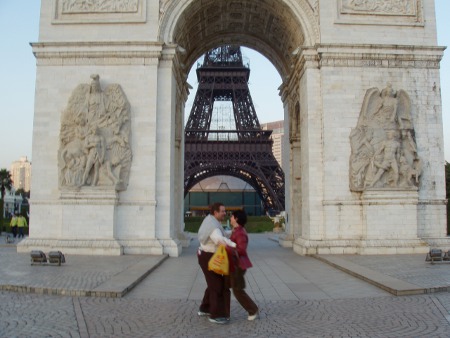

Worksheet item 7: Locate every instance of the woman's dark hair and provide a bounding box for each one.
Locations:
[232,209,247,227]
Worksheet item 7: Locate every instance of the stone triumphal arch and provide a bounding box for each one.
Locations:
[19,0,449,256]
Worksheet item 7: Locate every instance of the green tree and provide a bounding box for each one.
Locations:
[0,169,13,203]
[1,169,13,231]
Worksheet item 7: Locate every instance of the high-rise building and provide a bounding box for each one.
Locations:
[261,120,285,167]
[10,156,32,192]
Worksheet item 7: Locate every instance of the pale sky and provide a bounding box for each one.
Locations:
[0,1,449,170]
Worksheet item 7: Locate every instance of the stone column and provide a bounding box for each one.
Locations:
[154,44,182,256]
[116,45,162,256]
[291,49,325,255]
[278,87,300,247]
[174,64,191,248]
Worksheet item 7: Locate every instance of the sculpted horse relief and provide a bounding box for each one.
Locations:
[58,74,132,191]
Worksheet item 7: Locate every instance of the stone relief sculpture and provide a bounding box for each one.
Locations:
[58,74,132,191]
[62,0,139,13]
[349,84,422,191]
[341,0,416,15]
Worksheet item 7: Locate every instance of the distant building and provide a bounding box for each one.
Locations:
[184,175,264,216]
[261,120,285,167]
[10,156,32,192]
[2,187,24,218]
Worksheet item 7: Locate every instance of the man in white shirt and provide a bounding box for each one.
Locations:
[197,202,236,324]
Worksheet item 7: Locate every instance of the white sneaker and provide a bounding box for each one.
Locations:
[208,317,228,324]
[197,311,210,317]
[248,312,259,321]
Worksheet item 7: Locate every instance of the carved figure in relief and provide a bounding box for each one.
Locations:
[59,116,88,187]
[400,129,417,164]
[82,128,106,186]
[349,126,374,188]
[399,155,421,187]
[349,84,421,191]
[373,84,398,129]
[368,130,400,187]
[58,74,132,191]
[105,121,131,184]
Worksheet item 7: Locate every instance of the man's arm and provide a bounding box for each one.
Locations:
[210,228,236,248]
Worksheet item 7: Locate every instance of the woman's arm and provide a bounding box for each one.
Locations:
[234,231,248,256]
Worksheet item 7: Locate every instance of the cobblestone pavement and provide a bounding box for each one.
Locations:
[1,233,450,337]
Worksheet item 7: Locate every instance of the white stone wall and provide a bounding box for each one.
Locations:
[39,0,160,42]
[23,41,168,255]
[317,59,445,240]
[289,0,447,253]
[319,1,437,46]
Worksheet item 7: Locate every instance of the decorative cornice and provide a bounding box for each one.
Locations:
[282,44,445,91]
[119,200,158,206]
[317,44,445,69]
[30,198,158,207]
[158,44,190,105]
[32,42,163,65]
[281,46,319,101]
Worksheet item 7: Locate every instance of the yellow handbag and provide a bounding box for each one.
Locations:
[208,244,229,275]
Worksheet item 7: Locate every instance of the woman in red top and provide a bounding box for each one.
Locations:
[229,209,259,320]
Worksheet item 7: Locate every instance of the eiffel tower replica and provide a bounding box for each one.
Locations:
[184,45,285,212]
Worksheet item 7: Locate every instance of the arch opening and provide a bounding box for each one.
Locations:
[183,44,287,213]
[166,0,310,79]
[160,0,317,248]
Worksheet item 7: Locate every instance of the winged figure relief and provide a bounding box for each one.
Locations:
[349,84,421,191]
[58,74,132,191]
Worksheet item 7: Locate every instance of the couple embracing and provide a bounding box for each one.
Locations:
[197,202,259,324]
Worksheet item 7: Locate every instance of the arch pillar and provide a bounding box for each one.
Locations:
[289,43,446,255]
[154,44,188,256]
[279,70,300,247]
[290,48,325,254]
[279,47,328,253]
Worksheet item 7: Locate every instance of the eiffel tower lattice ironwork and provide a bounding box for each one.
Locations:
[184,45,285,212]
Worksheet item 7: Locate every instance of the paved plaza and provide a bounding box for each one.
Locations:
[1,232,450,337]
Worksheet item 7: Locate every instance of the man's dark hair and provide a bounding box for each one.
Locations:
[232,209,247,227]
[210,202,224,214]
